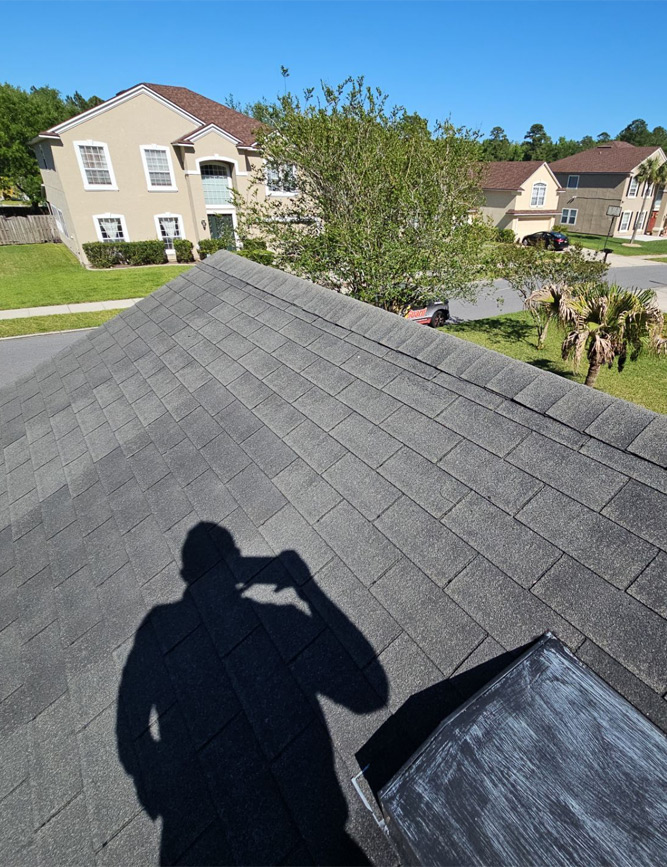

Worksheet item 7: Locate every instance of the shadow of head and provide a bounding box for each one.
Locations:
[180,521,239,587]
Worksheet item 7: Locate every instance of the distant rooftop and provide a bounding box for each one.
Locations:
[550,140,663,174]
[1,254,666,864]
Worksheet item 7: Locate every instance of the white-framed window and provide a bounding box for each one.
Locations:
[155,213,183,249]
[635,211,647,231]
[200,162,233,206]
[74,141,117,190]
[140,145,177,191]
[627,176,639,197]
[266,162,297,194]
[619,211,633,232]
[567,175,579,189]
[642,181,653,198]
[93,213,128,243]
[560,208,578,226]
[530,182,546,208]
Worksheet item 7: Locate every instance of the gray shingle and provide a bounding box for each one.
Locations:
[227,371,273,409]
[627,553,667,618]
[216,398,263,443]
[576,640,667,734]
[316,501,400,586]
[533,555,667,693]
[323,454,401,520]
[375,496,476,586]
[372,558,484,676]
[260,505,334,580]
[284,420,347,474]
[254,393,306,438]
[240,425,297,478]
[438,440,541,515]
[304,558,401,667]
[342,350,398,389]
[364,632,442,713]
[226,464,288,526]
[446,556,583,649]
[507,431,626,511]
[497,398,590,449]
[331,412,402,468]
[602,479,667,551]
[585,399,655,450]
[517,486,656,589]
[443,493,561,588]
[293,386,351,431]
[579,438,667,495]
[379,446,469,518]
[512,371,576,413]
[628,415,667,468]
[302,357,355,395]
[438,396,527,457]
[383,371,456,419]
[29,693,82,827]
[273,459,342,524]
[337,379,402,425]
[546,386,614,431]
[54,566,102,646]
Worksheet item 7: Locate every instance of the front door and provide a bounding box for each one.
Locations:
[208,213,236,249]
[647,211,658,234]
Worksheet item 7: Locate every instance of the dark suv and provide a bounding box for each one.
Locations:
[522,231,569,251]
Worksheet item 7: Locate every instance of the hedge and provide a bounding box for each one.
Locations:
[198,236,274,266]
[495,227,516,244]
[173,239,194,263]
[83,240,167,268]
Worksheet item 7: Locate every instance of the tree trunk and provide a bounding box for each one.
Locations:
[536,316,551,350]
[584,360,601,387]
[630,190,650,243]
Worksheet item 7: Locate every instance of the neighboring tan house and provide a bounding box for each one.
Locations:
[480,161,563,240]
[30,83,293,264]
[550,141,667,237]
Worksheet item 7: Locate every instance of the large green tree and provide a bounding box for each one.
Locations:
[236,77,491,312]
[0,83,101,204]
[522,123,552,161]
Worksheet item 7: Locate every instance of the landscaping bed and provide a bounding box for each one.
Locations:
[440,311,667,414]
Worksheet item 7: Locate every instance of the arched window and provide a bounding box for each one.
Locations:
[200,162,233,206]
[530,182,546,208]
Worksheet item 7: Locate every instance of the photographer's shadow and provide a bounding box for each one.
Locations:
[116,522,388,866]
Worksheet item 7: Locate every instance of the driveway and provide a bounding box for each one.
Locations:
[0,330,90,389]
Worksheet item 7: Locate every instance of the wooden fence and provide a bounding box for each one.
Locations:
[0,214,59,245]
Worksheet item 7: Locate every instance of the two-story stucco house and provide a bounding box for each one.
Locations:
[479,161,563,241]
[30,83,292,265]
[550,141,667,237]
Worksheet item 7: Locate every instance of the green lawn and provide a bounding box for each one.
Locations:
[568,232,667,257]
[441,311,667,414]
[0,309,122,338]
[0,244,193,310]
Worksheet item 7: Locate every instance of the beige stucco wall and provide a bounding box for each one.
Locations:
[481,164,560,238]
[38,89,277,264]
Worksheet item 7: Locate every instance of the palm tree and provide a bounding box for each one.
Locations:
[558,284,665,387]
[630,158,667,243]
[524,283,575,349]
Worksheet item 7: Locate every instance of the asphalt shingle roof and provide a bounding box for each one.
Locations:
[1,253,666,865]
[480,161,547,190]
[550,141,663,174]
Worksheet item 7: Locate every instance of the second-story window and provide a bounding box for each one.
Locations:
[141,146,176,190]
[266,162,297,194]
[627,176,639,197]
[567,175,579,189]
[643,182,653,198]
[75,142,117,190]
[530,182,546,207]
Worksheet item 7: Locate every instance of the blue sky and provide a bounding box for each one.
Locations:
[6,1,666,142]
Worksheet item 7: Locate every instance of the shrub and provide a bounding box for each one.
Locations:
[495,227,515,244]
[82,242,119,268]
[82,240,167,268]
[237,247,275,266]
[173,239,194,263]
[198,238,230,259]
[552,224,570,240]
[123,241,167,266]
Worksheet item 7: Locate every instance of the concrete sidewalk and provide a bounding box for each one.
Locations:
[0,297,138,320]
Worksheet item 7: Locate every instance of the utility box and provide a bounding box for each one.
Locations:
[379,634,667,867]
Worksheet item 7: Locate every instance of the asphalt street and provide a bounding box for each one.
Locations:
[0,330,91,388]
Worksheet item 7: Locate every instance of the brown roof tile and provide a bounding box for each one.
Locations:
[481,161,546,191]
[142,83,262,147]
[550,142,662,174]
